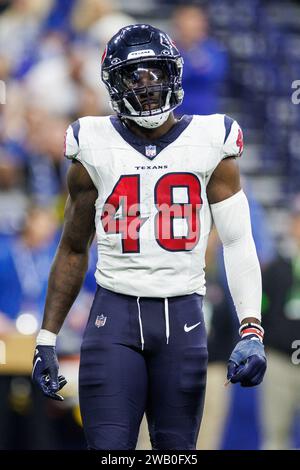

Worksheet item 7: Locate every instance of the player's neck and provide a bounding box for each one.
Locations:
[122,113,178,141]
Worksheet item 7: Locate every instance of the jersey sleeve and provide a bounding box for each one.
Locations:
[221,115,244,159]
[64,121,80,159]
[64,118,98,188]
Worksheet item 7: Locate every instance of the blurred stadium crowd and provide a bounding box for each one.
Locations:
[0,0,300,450]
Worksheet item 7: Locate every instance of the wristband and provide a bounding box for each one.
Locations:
[36,329,57,346]
[239,322,264,342]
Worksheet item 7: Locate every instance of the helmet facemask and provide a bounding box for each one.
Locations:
[104,58,184,128]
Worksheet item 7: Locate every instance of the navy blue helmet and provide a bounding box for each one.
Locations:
[101,24,184,128]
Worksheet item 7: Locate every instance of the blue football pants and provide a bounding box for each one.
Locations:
[79,285,208,450]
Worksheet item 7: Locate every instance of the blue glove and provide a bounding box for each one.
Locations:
[227,335,267,387]
[32,345,67,401]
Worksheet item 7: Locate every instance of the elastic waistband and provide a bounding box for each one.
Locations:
[96,284,203,303]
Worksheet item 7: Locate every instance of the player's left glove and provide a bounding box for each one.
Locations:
[226,323,267,387]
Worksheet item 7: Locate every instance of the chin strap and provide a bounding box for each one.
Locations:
[127,111,170,128]
[122,92,171,129]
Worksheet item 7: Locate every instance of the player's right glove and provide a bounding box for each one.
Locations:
[32,345,67,401]
[226,322,267,387]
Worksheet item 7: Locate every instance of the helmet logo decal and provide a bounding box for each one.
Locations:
[127,49,155,59]
[160,33,172,49]
[111,57,121,64]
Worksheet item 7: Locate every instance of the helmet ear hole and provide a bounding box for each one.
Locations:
[101,24,184,126]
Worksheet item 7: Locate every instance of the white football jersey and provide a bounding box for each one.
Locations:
[65,114,243,298]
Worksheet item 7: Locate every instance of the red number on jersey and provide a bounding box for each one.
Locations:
[236,128,244,155]
[155,173,202,251]
[101,174,147,253]
[101,173,202,253]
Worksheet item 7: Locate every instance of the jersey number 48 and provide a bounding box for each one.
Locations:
[101,172,202,253]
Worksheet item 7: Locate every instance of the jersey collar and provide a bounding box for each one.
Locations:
[109,115,193,160]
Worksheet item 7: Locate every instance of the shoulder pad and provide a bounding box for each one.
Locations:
[64,120,80,159]
[222,115,243,159]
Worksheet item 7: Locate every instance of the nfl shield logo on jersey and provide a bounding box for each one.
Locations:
[95,314,107,328]
[145,145,157,158]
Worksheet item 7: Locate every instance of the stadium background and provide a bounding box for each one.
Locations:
[0,0,300,449]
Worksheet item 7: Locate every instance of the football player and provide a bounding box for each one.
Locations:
[32,24,266,450]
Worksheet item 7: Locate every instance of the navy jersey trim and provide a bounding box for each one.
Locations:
[109,115,193,160]
[71,120,80,146]
[223,115,234,144]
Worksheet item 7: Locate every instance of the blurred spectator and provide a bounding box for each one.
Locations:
[0,206,59,325]
[261,195,300,449]
[42,0,76,35]
[71,0,135,114]
[0,0,53,77]
[71,0,134,45]
[71,0,113,34]
[172,4,228,115]
[23,37,104,117]
[0,147,28,237]
[0,201,96,332]
[23,107,69,205]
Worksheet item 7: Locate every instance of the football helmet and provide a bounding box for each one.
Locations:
[101,24,184,128]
